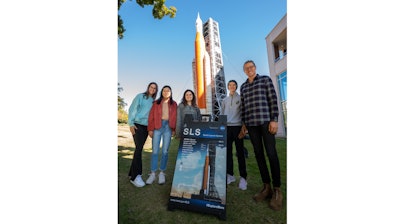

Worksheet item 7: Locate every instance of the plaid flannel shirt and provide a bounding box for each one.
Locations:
[240,74,279,126]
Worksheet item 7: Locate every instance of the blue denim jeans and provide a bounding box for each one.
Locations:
[151,120,172,172]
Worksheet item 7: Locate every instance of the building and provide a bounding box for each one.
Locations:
[193,13,227,120]
[266,14,287,138]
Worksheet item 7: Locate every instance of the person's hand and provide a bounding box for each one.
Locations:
[238,125,247,139]
[269,121,278,135]
[130,125,137,136]
[172,131,176,137]
[148,131,154,138]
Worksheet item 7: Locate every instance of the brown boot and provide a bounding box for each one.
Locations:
[252,183,272,202]
[269,187,283,211]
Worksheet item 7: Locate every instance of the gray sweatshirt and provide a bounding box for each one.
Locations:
[175,103,202,138]
[220,92,242,126]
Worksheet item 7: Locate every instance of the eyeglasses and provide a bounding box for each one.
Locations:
[244,65,255,70]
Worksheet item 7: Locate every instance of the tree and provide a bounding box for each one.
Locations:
[118,83,128,123]
[118,0,177,39]
[118,82,127,110]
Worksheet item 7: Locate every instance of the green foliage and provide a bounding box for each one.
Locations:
[118,0,177,39]
[118,83,128,123]
[138,0,177,19]
[118,95,127,110]
[118,109,128,124]
[118,0,126,9]
[118,15,126,40]
[118,83,127,110]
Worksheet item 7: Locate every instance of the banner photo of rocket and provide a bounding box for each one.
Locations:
[168,115,227,220]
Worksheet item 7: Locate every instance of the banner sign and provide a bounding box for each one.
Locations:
[168,115,227,220]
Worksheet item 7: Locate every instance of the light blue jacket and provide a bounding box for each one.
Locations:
[128,93,154,126]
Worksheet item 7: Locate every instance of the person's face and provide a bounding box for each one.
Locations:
[243,62,256,78]
[162,87,171,98]
[148,84,157,96]
[228,82,237,93]
[185,91,193,102]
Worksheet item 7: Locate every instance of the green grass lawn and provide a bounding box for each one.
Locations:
[118,126,287,223]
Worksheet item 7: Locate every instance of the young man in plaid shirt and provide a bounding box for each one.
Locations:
[239,60,283,211]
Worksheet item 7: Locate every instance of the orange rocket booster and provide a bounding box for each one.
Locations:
[202,150,210,191]
[195,32,206,109]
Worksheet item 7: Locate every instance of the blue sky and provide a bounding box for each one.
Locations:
[118,0,287,109]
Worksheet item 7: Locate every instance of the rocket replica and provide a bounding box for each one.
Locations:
[194,13,210,114]
[193,13,227,119]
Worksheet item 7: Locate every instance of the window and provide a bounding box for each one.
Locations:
[277,71,287,102]
[277,71,287,129]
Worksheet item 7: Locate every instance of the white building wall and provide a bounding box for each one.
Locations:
[266,14,287,138]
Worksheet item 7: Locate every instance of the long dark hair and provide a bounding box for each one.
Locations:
[181,89,197,107]
[155,85,174,105]
[143,82,158,99]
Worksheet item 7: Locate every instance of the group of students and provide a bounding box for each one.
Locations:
[127,85,200,186]
[127,60,283,211]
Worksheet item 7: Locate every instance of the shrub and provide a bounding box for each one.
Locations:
[118,109,128,124]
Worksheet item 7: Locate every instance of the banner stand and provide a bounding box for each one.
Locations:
[168,115,227,220]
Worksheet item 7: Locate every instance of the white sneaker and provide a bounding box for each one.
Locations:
[227,174,236,185]
[146,172,156,185]
[238,177,247,190]
[130,175,145,187]
[158,171,166,185]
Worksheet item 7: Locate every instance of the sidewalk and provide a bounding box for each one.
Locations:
[118,124,152,149]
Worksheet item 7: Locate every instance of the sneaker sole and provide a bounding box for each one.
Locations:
[146,174,156,185]
[146,179,155,185]
[227,180,236,185]
[130,180,145,188]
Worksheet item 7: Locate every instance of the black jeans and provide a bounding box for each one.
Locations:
[226,126,247,179]
[128,123,148,181]
[247,122,281,187]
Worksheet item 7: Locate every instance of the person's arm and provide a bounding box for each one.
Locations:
[175,104,183,138]
[196,107,202,121]
[265,76,279,122]
[147,102,156,138]
[265,76,279,134]
[170,102,177,137]
[240,88,246,125]
[128,94,141,135]
[238,124,247,139]
[238,87,247,139]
